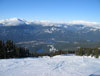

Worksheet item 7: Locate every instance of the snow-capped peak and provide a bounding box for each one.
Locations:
[0,18,26,26]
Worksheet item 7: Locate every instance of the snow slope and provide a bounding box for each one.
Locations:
[0,55,100,76]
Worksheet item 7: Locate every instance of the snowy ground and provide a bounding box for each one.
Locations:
[0,55,100,76]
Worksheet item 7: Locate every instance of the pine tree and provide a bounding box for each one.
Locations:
[79,48,84,56]
[6,40,14,58]
[0,40,4,58]
[94,48,99,58]
[86,48,92,56]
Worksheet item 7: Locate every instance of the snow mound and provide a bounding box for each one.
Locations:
[0,55,100,76]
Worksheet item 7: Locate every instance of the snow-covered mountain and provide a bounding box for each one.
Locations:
[0,18,100,29]
[0,18,27,26]
[0,18,100,51]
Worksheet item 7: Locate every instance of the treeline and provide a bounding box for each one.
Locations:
[75,48,100,58]
[0,40,30,59]
[31,50,75,57]
[0,40,75,59]
[1,40,100,59]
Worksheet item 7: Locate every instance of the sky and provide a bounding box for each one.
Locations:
[0,0,100,22]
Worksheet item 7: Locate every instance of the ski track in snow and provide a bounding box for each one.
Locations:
[0,55,100,76]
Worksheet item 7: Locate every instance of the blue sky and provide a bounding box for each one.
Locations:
[0,0,100,22]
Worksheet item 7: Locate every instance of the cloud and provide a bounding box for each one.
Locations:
[67,20,100,26]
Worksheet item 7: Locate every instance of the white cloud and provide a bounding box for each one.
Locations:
[67,20,100,26]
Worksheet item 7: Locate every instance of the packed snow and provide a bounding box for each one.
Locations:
[0,55,100,76]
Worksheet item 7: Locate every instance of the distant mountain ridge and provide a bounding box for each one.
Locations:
[0,18,100,51]
[0,18,100,28]
[0,18,100,42]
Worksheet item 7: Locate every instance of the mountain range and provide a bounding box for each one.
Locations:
[0,18,100,52]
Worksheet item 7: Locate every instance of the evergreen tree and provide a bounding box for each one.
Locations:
[79,48,84,56]
[86,48,92,56]
[0,40,4,58]
[0,40,30,59]
[94,48,99,58]
[6,40,15,58]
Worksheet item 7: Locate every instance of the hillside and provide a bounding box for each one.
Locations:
[0,55,100,76]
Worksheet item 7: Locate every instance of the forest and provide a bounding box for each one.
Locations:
[0,40,100,59]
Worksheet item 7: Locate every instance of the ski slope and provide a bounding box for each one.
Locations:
[0,55,100,76]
